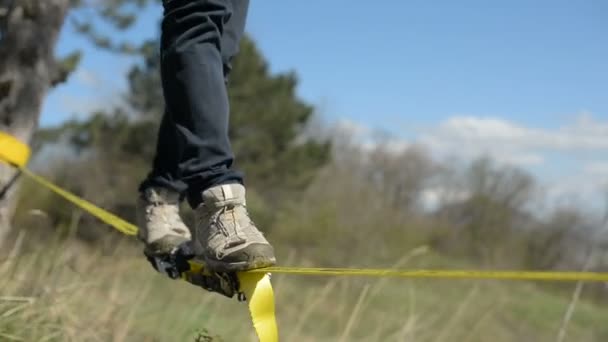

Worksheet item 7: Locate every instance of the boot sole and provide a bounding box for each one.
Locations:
[205,255,277,273]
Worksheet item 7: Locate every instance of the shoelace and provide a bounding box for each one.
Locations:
[211,206,230,237]
[210,205,246,249]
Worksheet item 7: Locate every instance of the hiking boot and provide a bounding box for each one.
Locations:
[136,187,192,257]
[194,183,276,272]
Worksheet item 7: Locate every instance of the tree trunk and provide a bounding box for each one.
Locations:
[0,0,71,246]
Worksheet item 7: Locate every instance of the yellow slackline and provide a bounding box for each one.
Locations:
[0,131,31,168]
[3,130,608,341]
[251,267,608,282]
[239,272,279,342]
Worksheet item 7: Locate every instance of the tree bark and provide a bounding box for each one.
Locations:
[0,0,70,246]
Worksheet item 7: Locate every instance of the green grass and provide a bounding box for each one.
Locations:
[2,233,607,342]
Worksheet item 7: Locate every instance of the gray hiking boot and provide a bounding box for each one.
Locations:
[194,183,276,272]
[136,187,192,257]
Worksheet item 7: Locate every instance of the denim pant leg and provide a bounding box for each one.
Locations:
[221,0,249,81]
[141,0,249,207]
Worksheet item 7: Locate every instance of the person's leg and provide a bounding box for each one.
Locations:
[136,0,239,257]
[136,107,191,255]
[140,108,188,195]
[184,0,249,206]
[149,0,243,207]
[140,0,275,272]
[184,0,275,272]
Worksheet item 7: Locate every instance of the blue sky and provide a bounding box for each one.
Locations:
[41,0,608,212]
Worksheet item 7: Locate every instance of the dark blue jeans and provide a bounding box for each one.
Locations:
[140,0,248,207]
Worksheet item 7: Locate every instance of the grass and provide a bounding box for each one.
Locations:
[2,228,608,342]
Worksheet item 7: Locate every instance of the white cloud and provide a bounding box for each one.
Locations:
[423,114,608,152]
[334,118,411,155]
[584,162,608,177]
[415,113,608,215]
[330,113,607,215]
[418,113,608,169]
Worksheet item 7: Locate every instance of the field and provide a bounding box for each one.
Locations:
[2,230,606,342]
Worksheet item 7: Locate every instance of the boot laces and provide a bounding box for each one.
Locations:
[211,205,246,248]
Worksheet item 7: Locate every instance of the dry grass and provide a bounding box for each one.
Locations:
[2,220,608,341]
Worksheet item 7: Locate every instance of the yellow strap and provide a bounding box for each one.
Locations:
[19,167,139,236]
[239,273,279,342]
[250,267,608,282]
[0,131,31,167]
